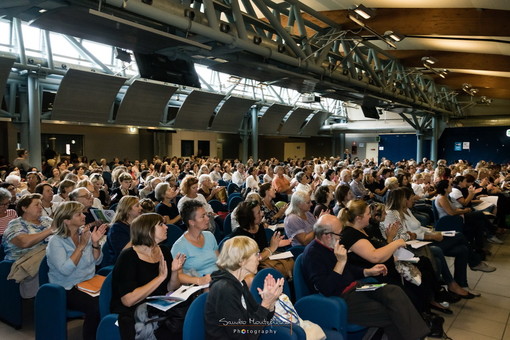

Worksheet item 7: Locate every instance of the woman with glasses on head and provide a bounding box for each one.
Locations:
[111,213,186,340]
[205,236,284,339]
[101,195,142,267]
[284,191,316,246]
[46,201,107,340]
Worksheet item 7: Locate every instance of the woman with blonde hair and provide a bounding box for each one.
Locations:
[101,195,142,267]
[205,236,283,339]
[46,201,107,340]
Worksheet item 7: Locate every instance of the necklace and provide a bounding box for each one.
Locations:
[42,204,53,216]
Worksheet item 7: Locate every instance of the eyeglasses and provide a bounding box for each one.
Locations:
[0,202,9,207]
[326,232,342,238]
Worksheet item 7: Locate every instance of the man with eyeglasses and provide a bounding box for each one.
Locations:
[69,188,99,226]
[301,214,429,340]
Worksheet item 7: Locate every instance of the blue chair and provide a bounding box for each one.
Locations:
[223,213,233,235]
[0,260,22,329]
[97,272,121,340]
[0,242,5,261]
[432,201,464,232]
[208,199,227,213]
[250,268,291,303]
[183,292,305,340]
[218,235,232,252]
[228,196,243,212]
[250,268,343,340]
[218,179,228,187]
[36,256,84,340]
[160,224,184,249]
[227,183,241,196]
[293,254,365,340]
[109,203,118,212]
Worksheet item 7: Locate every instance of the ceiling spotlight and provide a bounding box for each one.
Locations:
[347,13,366,27]
[438,69,449,79]
[421,56,438,66]
[352,4,375,20]
[384,30,405,42]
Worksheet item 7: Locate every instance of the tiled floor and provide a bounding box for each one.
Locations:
[0,234,509,339]
[443,232,510,340]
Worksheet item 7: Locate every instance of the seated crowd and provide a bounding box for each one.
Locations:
[0,151,509,339]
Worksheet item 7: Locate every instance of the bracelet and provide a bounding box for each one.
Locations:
[92,244,101,250]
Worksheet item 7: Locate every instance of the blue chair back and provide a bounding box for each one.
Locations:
[250,268,291,304]
[109,203,118,212]
[0,260,22,329]
[218,180,228,187]
[183,292,209,340]
[99,272,113,319]
[293,254,311,300]
[38,256,50,286]
[96,314,121,340]
[161,224,184,249]
[228,196,243,212]
[223,213,232,235]
[432,200,464,232]
[0,242,4,261]
[208,199,227,213]
[227,183,240,196]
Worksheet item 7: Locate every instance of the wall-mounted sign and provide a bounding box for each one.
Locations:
[462,142,470,150]
[454,142,462,151]
[507,129,510,137]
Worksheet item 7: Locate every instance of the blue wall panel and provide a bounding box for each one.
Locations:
[378,134,431,163]
[438,126,510,164]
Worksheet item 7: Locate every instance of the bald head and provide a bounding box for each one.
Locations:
[314,214,342,239]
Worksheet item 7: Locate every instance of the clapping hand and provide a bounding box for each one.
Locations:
[258,274,284,309]
[171,253,186,272]
[158,250,168,280]
[91,223,107,244]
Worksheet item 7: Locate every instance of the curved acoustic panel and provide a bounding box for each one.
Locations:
[52,69,126,123]
[258,104,293,134]
[279,108,314,135]
[116,79,177,126]
[173,90,224,130]
[0,56,15,104]
[301,111,331,136]
[210,96,256,133]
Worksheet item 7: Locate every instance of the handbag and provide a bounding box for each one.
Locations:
[259,258,294,279]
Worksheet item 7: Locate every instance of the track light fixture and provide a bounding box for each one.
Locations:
[421,56,438,66]
[347,5,403,49]
[352,4,375,20]
[462,83,479,96]
[384,31,405,43]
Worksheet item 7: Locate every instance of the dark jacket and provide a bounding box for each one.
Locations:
[205,270,274,340]
[301,239,364,296]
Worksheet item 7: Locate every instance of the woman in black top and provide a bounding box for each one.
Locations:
[111,213,186,340]
[205,236,283,339]
[232,201,290,258]
[154,182,181,225]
